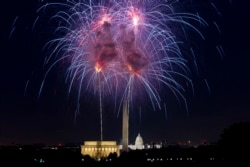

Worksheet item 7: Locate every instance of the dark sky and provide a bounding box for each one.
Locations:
[1,0,250,146]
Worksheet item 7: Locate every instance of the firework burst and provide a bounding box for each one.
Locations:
[34,0,222,122]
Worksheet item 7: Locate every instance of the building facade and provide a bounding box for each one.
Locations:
[81,141,120,159]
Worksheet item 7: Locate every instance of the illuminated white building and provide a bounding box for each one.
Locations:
[120,133,145,150]
[134,133,144,150]
[81,141,120,160]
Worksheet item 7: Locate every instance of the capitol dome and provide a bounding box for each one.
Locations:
[135,133,144,149]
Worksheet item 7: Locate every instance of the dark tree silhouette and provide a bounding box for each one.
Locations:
[218,121,250,163]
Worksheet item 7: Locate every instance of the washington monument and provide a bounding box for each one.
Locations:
[122,98,129,152]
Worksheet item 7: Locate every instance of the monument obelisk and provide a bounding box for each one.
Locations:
[122,98,129,152]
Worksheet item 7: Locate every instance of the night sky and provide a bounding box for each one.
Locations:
[1,0,250,146]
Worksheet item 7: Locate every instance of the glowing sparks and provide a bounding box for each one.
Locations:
[35,0,221,115]
[95,61,103,73]
[128,7,143,27]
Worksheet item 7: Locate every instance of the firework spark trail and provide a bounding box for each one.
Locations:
[8,16,19,40]
[36,0,218,119]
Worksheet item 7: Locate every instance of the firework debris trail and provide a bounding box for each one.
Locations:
[31,0,223,119]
